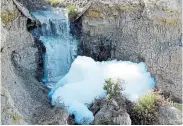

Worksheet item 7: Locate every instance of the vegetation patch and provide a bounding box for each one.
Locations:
[8,112,24,124]
[86,9,104,18]
[156,18,179,25]
[1,10,19,25]
[13,115,24,121]
[47,0,79,20]
[103,78,124,100]
[114,4,139,12]
[161,6,179,14]
[48,0,64,6]
[128,91,169,125]
[130,92,159,124]
[67,4,78,20]
[135,92,158,113]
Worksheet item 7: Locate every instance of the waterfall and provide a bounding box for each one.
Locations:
[30,8,157,125]
[31,9,77,88]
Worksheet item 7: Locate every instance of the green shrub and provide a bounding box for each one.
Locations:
[67,4,78,20]
[103,78,124,100]
[134,92,158,113]
[129,92,162,125]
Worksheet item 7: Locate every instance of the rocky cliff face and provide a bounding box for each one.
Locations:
[1,0,68,124]
[16,0,49,11]
[80,0,182,102]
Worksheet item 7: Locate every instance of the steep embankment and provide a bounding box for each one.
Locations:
[80,0,182,102]
[1,0,68,124]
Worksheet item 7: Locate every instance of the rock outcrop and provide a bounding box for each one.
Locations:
[80,0,182,102]
[12,0,34,20]
[89,96,182,125]
[90,98,131,125]
[16,0,49,11]
[157,106,182,125]
[1,0,68,124]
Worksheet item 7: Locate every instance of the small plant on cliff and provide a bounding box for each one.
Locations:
[13,115,23,122]
[129,91,168,125]
[1,10,18,25]
[48,0,63,6]
[67,4,78,20]
[135,92,157,112]
[103,78,124,100]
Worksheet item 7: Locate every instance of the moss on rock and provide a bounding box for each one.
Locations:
[48,0,64,6]
[12,114,24,122]
[154,17,180,25]
[115,4,139,12]
[66,4,79,22]
[86,9,104,18]
[1,9,19,25]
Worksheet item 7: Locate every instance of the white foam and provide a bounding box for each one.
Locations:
[49,56,156,124]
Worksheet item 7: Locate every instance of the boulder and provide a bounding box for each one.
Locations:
[158,106,182,125]
[91,99,131,125]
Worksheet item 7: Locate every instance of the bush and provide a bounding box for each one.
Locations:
[128,91,166,125]
[48,0,63,6]
[67,4,78,20]
[103,78,124,100]
[134,92,158,113]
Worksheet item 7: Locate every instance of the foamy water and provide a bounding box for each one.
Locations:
[49,56,156,124]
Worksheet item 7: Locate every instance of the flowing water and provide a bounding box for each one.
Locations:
[31,9,77,88]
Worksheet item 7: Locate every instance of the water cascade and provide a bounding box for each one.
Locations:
[31,9,77,87]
